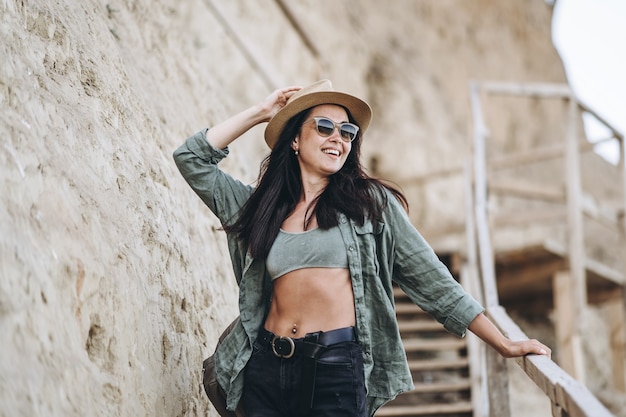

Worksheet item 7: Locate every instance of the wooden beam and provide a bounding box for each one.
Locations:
[577,104,625,142]
[486,347,511,417]
[461,265,488,417]
[541,239,624,286]
[481,81,572,98]
[492,198,620,237]
[397,137,615,192]
[478,81,624,146]
[470,82,511,416]
[606,287,626,392]
[492,207,566,227]
[488,178,566,203]
[553,271,585,382]
[621,138,626,200]
[470,82,499,309]
[396,139,596,187]
[485,310,511,417]
[496,258,564,291]
[551,403,566,417]
[621,139,626,295]
[563,95,588,384]
[565,94,586,310]
[584,257,625,286]
[487,140,595,171]
[396,164,464,186]
[580,195,622,230]
[463,160,481,303]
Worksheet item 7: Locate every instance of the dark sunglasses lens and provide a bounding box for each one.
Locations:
[340,124,357,141]
[315,118,335,136]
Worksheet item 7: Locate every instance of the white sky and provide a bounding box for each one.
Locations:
[552,0,626,164]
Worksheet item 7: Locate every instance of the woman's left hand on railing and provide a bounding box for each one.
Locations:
[468,313,552,358]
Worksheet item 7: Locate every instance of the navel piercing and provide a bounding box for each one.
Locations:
[291,324,297,335]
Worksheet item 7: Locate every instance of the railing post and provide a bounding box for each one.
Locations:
[620,137,626,230]
[553,270,585,383]
[470,82,499,309]
[551,403,568,417]
[607,287,626,391]
[563,97,587,382]
[469,82,511,417]
[461,264,488,417]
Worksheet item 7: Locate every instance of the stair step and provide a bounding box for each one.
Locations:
[388,284,474,417]
[395,304,427,314]
[393,286,408,298]
[376,401,474,416]
[398,320,443,332]
[411,379,471,393]
[403,338,467,352]
[408,358,469,371]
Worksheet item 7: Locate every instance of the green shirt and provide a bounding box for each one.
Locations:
[173,130,484,416]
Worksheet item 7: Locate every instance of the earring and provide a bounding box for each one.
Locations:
[294,149,299,156]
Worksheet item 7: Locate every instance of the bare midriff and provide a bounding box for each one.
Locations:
[263,267,356,338]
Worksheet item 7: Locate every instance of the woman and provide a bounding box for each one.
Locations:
[173,80,550,417]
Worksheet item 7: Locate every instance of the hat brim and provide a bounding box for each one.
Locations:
[264,91,372,149]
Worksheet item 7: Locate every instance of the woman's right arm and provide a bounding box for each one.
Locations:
[173,86,302,223]
[204,86,301,149]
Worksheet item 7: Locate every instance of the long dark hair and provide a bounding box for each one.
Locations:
[224,106,408,259]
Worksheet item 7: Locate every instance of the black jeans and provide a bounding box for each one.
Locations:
[242,333,367,417]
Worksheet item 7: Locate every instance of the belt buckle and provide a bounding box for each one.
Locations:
[271,335,295,359]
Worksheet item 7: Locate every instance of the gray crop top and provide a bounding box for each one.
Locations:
[265,226,349,280]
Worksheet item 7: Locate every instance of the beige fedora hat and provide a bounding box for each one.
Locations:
[264,79,372,149]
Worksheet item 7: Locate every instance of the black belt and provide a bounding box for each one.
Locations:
[257,327,357,416]
[258,326,356,359]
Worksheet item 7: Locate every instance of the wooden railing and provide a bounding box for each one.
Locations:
[488,306,614,417]
[467,81,624,417]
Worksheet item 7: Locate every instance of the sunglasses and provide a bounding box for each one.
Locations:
[302,117,360,142]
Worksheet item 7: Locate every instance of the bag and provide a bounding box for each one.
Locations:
[202,318,246,417]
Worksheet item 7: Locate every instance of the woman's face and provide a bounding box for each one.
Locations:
[292,104,353,180]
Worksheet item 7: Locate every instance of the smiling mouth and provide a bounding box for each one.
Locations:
[322,148,340,157]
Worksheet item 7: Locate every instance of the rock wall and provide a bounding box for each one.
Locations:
[2,1,604,416]
[1,1,299,416]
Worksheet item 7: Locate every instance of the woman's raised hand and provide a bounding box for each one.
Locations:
[259,86,301,122]
[202,86,301,150]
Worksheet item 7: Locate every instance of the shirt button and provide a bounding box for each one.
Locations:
[349,246,354,251]
[341,218,347,223]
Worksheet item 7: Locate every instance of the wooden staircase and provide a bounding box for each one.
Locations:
[376,287,474,417]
